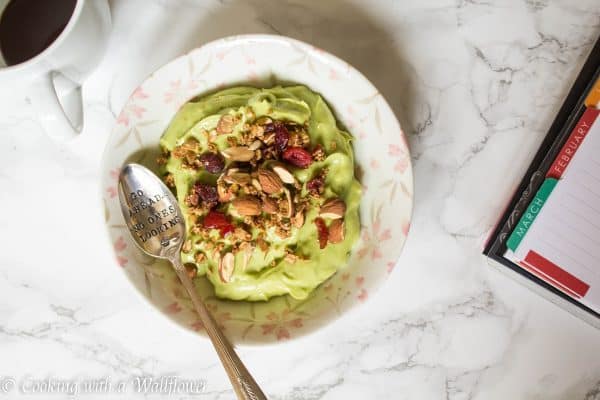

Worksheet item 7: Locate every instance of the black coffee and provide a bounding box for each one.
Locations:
[0,0,77,66]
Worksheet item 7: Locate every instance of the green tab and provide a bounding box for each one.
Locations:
[507,178,558,251]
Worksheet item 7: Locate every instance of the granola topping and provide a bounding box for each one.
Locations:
[159,86,362,301]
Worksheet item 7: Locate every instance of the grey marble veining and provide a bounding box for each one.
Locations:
[0,0,599,399]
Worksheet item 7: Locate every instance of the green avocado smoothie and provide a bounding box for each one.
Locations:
[159,86,361,301]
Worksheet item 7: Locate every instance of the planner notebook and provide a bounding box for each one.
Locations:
[484,36,600,327]
[505,101,600,312]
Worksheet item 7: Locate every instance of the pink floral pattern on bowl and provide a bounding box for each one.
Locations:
[101,35,413,344]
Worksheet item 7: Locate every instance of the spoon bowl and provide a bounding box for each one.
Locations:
[118,163,185,259]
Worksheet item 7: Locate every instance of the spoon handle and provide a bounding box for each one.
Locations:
[171,257,268,400]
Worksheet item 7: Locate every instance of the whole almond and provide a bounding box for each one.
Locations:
[272,164,295,184]
[217,115,235,134]
[221,146,255,162]
[219,252,235,282]
[258,169,283,194]
[231,196,262,216]
[319,198,346,219]
[262,197,278,214]
[328,219,345,243]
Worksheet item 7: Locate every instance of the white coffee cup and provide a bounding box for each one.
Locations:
[0,0,111,140]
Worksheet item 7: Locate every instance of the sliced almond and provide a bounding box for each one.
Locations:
[319,198,346,219]
[258,169,283,194]
[257,238,269,252]
[263,132,275,145]
[272,164,295,184]
[217,182,232,202]
[182,239,192,253]
[221,146,255,162]
[241,247,253,271]
[251,178,262,192]
[248,140,263,151]
[224,172,251,185]
[262,197,278,214]
[216,115,235,134]
[232,196,262,216]
[291,209,305,228]
[219,252,235,283]
[328,219,345,243]
[283,188,294,218]
[256,116,273,125]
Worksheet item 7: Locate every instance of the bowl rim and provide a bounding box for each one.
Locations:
[100,33,414,347]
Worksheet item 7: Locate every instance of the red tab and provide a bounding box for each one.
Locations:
[547,107,599,179]
[523,250,590,298]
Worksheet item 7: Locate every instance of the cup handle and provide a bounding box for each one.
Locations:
[29,72,81,140]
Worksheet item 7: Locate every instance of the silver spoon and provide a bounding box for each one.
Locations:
[118,163,267,400]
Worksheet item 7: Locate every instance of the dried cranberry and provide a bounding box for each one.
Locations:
[307,176,324,194]
[198,153,224,174]
[219,224,234,236]
[265,122,290,151]
[194,183,218,208]
[282,147,312,168]
[274,125,289,151]
[314,217,328,249]
[203,210,234,237]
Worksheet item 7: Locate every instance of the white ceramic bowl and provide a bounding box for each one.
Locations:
[101,34,413,344]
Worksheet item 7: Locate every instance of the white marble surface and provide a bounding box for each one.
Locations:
[1,0,600,399]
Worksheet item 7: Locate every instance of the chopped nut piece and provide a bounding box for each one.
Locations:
[226,136,238,147]
[217,180,233,202]
[164,173,175,188]
[232,196,262,216]
[251,178,262,192]
[219,252,235,282]
[256,116,273,125]
[312,144,326,162]
[182,239,192,253]
[319,198,346,219]
[283,188,294,218]
[248,140,262,151]
[216,114,236,134]
[224,172,252,185]
[194,252,206,263]
[250,124,264,137]
[285,253,298,263]
[328,219,344,243]
[185,193,199,207]
[291,209,305,228]
[257,238,269,252]
[221,146,255,162]
[262,197,278,214]
[258,169,283,194]
[184,263,197,279]
[272,164,295,184]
